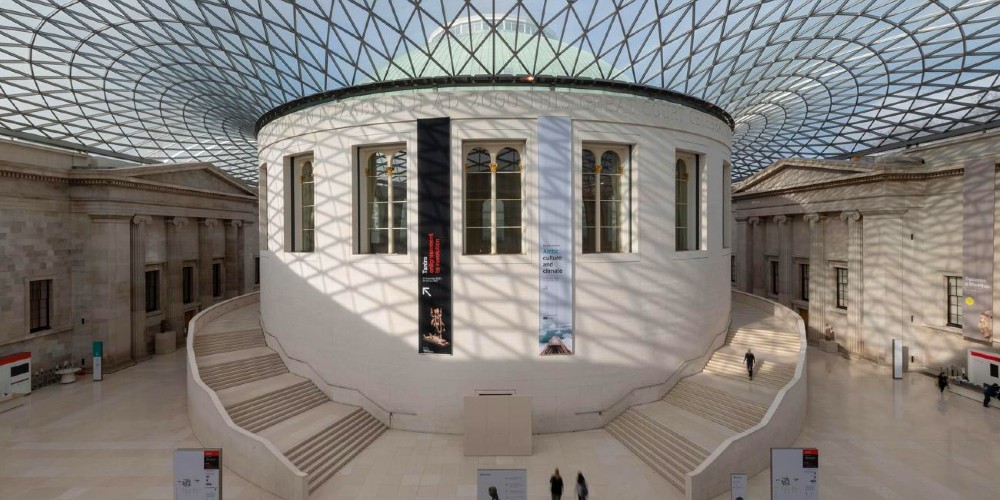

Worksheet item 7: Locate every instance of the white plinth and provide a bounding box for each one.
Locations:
[56,367,80,384]
[155,331,177,355]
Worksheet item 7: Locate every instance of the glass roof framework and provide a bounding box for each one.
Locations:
[0,1,998,182]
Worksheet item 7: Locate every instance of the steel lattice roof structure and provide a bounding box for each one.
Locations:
[1,1,999,182]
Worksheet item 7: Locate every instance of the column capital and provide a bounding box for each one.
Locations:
[201,218,221,227]
[131,215,153,225]
[735,216,749,223]
[165,216,189,227]
[227,219,243,228]
[747,216,761,226]
[773,215,788,225]
[840,210,861,223]
[803,213,824,225]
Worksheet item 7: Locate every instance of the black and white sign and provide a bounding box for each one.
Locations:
[173,448,221,500]
[771,448,818,500]
[477,469,526,500]
[417,117,453,354]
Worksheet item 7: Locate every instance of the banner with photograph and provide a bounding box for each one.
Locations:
[537,116,574,355]
[417,117,453,354]
[963,159,994,343]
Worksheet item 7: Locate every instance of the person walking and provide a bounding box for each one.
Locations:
[575,472,589,500]
[550,468,563,500]
[937,370,948,394]
[986,383,999,407]
[743,348,756,380]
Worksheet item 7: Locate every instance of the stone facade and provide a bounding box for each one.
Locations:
[732,131,1000,370]
[0,139,258,375]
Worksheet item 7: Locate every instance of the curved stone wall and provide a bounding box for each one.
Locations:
[257,88,733,433]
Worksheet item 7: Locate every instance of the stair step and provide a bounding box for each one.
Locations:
[259,402,361,453]
[200,354,288,390]
[606,417,686,492]
[233,387,329,434]
[307,415,388,493]
[287,410,368,465]
[218,373,308,408]
[663,381,767,432]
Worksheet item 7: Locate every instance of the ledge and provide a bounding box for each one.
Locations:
[0,325,73,348]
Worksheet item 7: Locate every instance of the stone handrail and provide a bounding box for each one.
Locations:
[258,315,416,428]
[186,292,308,500]
[685,291,809,500]
[574,318,733,428]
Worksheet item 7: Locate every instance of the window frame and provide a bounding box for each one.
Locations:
[286,153,315,253]
[212,262,223,298]
[28,278,52,333]
[356,144,408,255]
[182,265,195,304]
[675,151,703,251]
[946,276,962,327]
[731,255,737,284]
[836,267,848,309]
[581,142,632,254]
[462,140,526,256]
[800,263,810,301]
[769,259,779,296]
[145,269,160,313]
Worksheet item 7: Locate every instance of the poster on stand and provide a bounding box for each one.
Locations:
[771,448,818,500]
[963,159,994,343]
[477,469,526,500]
[537,116,574,356]
[417,117,453,354]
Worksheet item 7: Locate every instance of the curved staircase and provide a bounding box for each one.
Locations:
[606,299,802,498]
[191,302,386,496]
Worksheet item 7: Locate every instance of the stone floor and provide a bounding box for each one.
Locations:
[2,343,999,499]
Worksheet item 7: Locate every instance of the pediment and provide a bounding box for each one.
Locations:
[741,163,869,193]
[130,167,252,196]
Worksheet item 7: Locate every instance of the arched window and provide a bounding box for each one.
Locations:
[359,145,407,254]
[675,152,701,251]
[582,144,630,253]
[464,142,524,255]
[286,154,315,253]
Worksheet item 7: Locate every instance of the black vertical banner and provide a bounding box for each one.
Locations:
[417,118,453,354]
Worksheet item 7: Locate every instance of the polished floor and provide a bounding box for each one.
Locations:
[1,346,998,499]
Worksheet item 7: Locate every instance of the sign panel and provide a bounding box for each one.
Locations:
[771,448,818,500]
[477,469,527,500]
[731,473,748,500]
[173,448,221,500]
[417,117,453,354]
[963,159,995,343]
[537,116,574,356]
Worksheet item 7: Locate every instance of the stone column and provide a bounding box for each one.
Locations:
[775,215,792,306]
[804,213,827,341]
[748,216,764,296]
[860,210,907,363]
[735,217,750,292]
[841,210,863,357]
[199,218,220,307]
[164,217,188,337]
[130,215,152,362]
[88,214,133,371]
[225,219,242,299]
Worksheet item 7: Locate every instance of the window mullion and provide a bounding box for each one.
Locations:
[491,170,497,254]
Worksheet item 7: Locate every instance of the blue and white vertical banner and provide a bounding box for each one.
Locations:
[963,159,994,343]
[537,116,574,355]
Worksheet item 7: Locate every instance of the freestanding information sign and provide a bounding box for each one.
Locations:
[892,339,903,379]
[92,341,102,381]
[174,449,221,500]
[477,469,526,500]
[771,448,818,500]
[731,473,748,500]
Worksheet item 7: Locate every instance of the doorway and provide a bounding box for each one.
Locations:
[797,307,809,330]
[183,309,196,341]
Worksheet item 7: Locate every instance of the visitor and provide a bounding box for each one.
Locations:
[743,348,756,380]
[550,468,563,500]
[937,370,948,394]
[983,383,999,407]
[576,472,589,500]
[488,485,500,500]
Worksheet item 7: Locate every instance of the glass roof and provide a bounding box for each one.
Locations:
[1,1,998,182]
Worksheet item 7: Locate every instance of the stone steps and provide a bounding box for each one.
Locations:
[193,318,388,496]
[704,352,794,390]
[606,409,708,492]
[662,380,768,432]
[727,328,800,354]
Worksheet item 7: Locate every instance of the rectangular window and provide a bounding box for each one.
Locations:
[675,152,702,251]
[254,257,260,285]
[29,279,52,333]
[731,256,737,283]
[182,266,194,304]
[287,155,315,252]
[145,270,159,312]
[991,364,998,378]
[800,264,810,301]
[582,143,631,254]
[464,141,524,255]
[212,263,222,298]
[358,145,407,254]
[769,260,779,296]
[947,276,962,327]
[836,267,848,309]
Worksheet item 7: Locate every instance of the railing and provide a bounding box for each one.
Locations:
[258,316,416,428]
[574,317,733,427]
[185,292,308,500]
[684,291,809,500]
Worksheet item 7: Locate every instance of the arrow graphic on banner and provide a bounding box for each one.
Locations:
[421,287,431,297]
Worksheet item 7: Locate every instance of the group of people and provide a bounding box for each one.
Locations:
[936,369,999,408]
[549,469,588,500]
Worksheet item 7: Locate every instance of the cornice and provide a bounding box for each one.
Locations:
[733,167,968,200]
